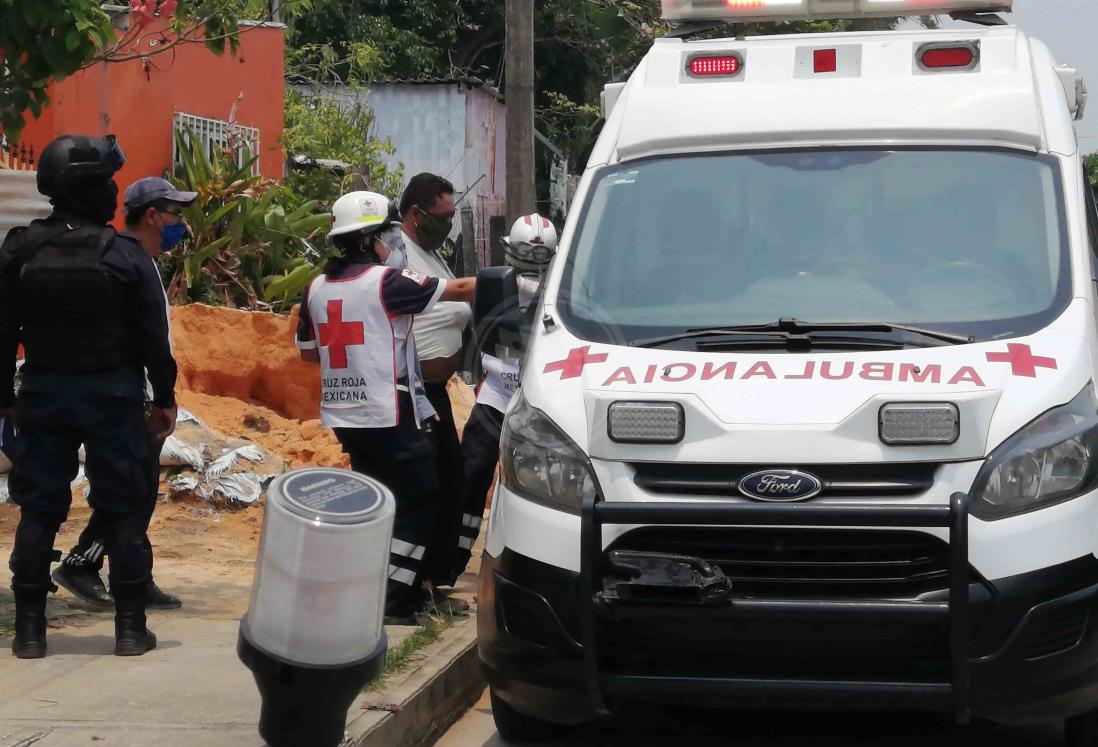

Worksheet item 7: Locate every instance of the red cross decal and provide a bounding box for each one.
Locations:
[318,300,365,369]
[985,343,1057,378]
[544,346,608,380]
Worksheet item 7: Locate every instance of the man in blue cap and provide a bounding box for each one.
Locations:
[51,176,196,612]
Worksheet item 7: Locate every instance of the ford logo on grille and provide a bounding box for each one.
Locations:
[739,470,823,502]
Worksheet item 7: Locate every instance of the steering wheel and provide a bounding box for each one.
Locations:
[906,261,1021,302]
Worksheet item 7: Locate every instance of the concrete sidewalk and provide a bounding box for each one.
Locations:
[0,560,484,747]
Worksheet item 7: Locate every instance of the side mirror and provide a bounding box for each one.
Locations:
[474,266,527,358]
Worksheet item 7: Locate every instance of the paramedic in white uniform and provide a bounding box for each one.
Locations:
[451,214,556,576]
[296,190,476,624]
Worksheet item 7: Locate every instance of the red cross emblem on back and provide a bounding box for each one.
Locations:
[985,343,1057,378]
[318,300,365,369]
[544,346,608,380]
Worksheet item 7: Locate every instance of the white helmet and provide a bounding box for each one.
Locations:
[328,191,392,239]
[502,213,558,272]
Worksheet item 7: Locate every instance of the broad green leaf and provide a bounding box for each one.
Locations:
[205,200,243,227]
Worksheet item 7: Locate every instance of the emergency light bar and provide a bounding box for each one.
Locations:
[661,0,1012,23]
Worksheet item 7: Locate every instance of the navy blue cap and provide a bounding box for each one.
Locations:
[123,177,198,210]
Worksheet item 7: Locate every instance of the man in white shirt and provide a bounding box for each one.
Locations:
[398,174,472,593]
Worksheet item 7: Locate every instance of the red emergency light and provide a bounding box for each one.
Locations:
[813,49,837,74]
[687,54,743,77]
[918,43,979,71]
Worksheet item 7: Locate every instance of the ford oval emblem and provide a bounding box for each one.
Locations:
[739,470,823,503]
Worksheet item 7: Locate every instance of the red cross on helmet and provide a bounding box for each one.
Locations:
[328,191,393,239]
[502,213,558,272]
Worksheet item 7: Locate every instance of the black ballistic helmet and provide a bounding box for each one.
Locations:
[36,134,127,198]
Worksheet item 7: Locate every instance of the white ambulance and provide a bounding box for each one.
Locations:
[473,1,1098,742]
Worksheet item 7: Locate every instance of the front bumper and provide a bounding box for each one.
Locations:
[480,542,1098,727]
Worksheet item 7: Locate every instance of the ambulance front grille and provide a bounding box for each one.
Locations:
[607,527,964,601]
[631,462,938,498]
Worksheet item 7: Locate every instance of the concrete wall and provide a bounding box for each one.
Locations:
[289,80,508,266]
[0,170,50,244]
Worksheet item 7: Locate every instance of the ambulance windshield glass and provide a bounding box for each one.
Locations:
[561,149,1070,346]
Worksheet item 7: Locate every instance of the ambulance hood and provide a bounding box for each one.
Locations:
[523,301,1096,464]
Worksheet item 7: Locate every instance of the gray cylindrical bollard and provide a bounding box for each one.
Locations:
[238,468,395,747]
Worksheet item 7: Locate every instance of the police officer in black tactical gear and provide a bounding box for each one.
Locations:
[0,134,178,659]
[52,177,194,612]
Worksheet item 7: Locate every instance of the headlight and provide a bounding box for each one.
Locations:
[499,391,596,514]
[971,385,1098,521]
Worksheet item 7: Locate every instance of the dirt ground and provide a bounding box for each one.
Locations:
[0,495,260,633]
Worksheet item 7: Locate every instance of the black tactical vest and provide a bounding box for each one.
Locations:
[11,221,131,372]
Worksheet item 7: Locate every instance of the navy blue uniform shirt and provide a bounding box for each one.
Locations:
[0,212,177,409]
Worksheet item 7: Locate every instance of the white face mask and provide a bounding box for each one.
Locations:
[375,227,408,270]
[383,246,407,269]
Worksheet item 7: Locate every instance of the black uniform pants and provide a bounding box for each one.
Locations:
[334,393,441,614]
[419,381,466,587]
[8,377,152,595]
[453,403,504,577]
[66,430,167,574]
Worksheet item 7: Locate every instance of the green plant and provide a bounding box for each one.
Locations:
[283,89,403,208]
[167,127,332,311]
[1086,153,1098,186]
[0,0,114,140]
[363,604,463,693]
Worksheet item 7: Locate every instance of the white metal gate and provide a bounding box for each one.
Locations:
[173,112,261,175]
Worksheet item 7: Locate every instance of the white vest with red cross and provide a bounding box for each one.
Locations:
[306,266,435,429]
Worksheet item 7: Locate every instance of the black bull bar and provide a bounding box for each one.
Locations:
[578,493,972,722]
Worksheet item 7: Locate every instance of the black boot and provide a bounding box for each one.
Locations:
[145,580,182,610]
[9,528,62,661]
[112,582,157,657]
[52,561,113,607]
[12,590,48,659]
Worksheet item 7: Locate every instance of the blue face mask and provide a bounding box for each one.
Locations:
[160,221,187,253]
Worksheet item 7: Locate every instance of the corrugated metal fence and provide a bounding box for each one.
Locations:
[0,170,51,244]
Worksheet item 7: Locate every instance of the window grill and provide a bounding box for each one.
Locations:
[173,113,260,175]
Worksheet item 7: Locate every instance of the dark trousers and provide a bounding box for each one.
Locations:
[334,393,441,614]
[419,381,466,587]
[67,431,167,575]
[9,375,152,595]
[453,403,504,577]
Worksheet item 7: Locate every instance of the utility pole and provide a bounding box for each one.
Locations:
[270,0,282,23]
[505,0,535,224]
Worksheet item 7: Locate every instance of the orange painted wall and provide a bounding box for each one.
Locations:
[18,20,285,192]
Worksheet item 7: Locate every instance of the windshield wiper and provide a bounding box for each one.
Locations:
[632,318,973,349]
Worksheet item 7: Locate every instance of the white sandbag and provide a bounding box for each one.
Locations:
[206,445,267,481]
[168,471,266,506]
[168,475,200,493]
[160,434,205,469]
[206,472,264,505]
[234,445,267,464]
[177,408,204,427]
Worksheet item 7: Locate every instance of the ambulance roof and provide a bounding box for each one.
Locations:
[600,26,1079,165]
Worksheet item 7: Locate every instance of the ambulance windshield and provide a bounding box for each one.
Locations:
[560,149,1070,347]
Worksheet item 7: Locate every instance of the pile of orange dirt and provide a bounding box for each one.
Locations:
[171,304,476,469]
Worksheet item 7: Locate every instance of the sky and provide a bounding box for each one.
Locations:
[937,0,1098,153]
